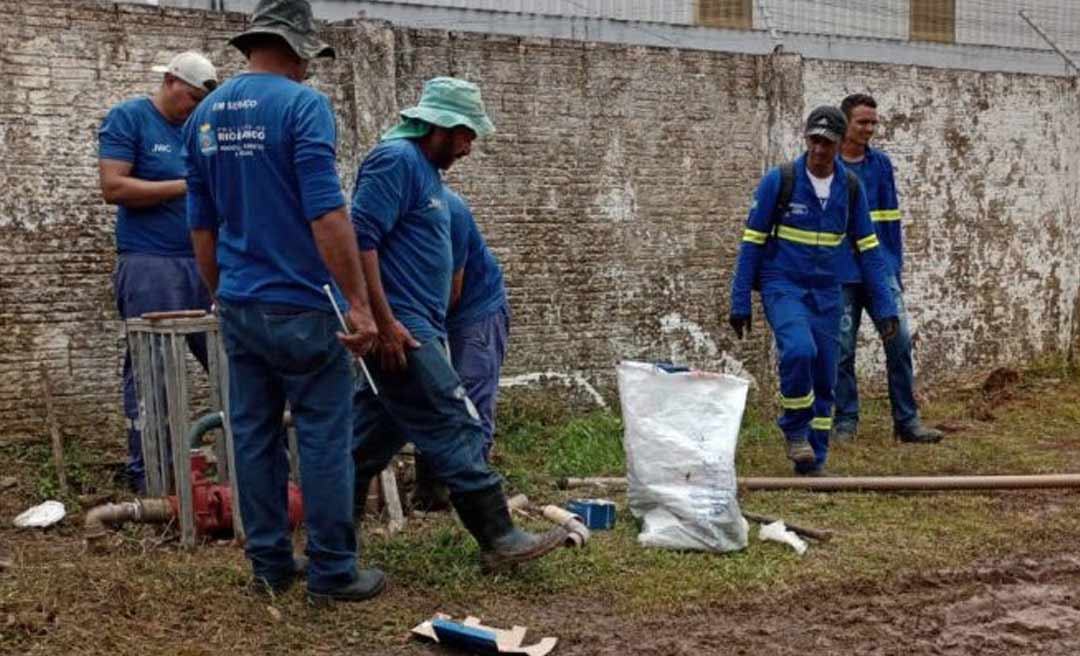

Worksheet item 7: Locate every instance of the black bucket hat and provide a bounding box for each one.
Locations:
[229,0,335,61]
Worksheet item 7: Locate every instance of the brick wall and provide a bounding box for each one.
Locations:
[1,0,1076,445]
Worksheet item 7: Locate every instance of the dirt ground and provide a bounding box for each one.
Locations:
[6,370,1080,654]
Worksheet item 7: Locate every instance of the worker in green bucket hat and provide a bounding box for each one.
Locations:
[350,77,567,573]
[381,76,496,144]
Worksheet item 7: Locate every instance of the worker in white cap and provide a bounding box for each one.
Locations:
[97,50,218,495]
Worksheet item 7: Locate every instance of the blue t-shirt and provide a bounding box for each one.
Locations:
[98,97,192,257]
[445,188,506,332]
[183,73,347,310]
[350,139,452,342]
[836,147,903,283]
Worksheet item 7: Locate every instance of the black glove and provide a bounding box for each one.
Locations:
[878,316,899,342]
[729,314,751,340]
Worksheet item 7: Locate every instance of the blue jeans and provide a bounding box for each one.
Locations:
[835,276,919,432]
[353,340,501,497]
[763,287,841,474]
[448,302,510,459]
[217,300,358,592]
[114,254,211,492]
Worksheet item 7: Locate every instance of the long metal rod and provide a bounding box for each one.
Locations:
[560,474,1080,492]
[741,474,1080,491]
[1019,9,1080,75]
[323,284,379,395]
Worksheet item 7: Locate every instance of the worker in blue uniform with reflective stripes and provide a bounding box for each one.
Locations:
[729,106,899,476]
[833,93,943,445]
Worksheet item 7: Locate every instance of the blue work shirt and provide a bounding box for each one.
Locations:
[351,139,452,342]
[836,146,903,283]
[98,97,192,257]
[445,188,506,332]
[730,154,897,320]
[183,73,347,310]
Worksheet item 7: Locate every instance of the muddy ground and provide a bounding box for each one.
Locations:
[5,370,1080,654]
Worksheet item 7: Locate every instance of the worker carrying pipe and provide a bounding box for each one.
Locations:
[728,106,898,477]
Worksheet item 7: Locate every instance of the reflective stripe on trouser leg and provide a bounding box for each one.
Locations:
[763,291,818,442]
[795,298,841,475]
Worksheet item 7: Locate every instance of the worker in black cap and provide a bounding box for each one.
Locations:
[728,106,898,476]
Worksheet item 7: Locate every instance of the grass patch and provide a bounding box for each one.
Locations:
[8,365,1080,654]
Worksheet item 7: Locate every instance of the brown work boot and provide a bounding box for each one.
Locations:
[451,484,567,573]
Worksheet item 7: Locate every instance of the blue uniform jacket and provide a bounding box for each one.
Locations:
[730,154,897,320]
[836,146,903,283]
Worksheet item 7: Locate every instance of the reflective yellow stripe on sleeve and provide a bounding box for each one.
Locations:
[775,225,846,247]
[810,417,833,431]
[856,234,880,252]
[870,209,901,222]
[779,391,815,410]
[742,228,769,245]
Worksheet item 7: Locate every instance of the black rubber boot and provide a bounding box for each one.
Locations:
[451,484,567,573]
[306,567,386,605]
[895,421,944,444]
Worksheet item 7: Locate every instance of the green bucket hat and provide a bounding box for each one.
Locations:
[381,77,495,141]
[230,0,334,61]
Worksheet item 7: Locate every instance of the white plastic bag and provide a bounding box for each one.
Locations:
[758,520,808,555]
[617,361,750,552]
[13,501,65,528]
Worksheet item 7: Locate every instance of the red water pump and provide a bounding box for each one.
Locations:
[85,450,304,543]
[180,450,304,538]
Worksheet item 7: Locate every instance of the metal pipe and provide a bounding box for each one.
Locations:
[561,474,1080,492]
[84,498,174,546]
[1019,9,1080,75]
[558,477,626,490]
[740,474,1080,492]
[188,411,224,449]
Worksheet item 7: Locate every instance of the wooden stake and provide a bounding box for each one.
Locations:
[40,365,68,495]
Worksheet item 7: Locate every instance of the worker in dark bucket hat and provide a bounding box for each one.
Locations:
[229,0,335,60]
[183,0,384,605]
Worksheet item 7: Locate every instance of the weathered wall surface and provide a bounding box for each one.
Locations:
[803,61,1080,380]
[1,0,1077,444]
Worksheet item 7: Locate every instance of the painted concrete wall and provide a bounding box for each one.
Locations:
[1,0,1077,445]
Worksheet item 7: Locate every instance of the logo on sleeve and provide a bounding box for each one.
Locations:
[198,123,218,156]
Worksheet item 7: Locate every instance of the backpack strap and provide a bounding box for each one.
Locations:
[777,161,796,218]
[845,168,861,226]
[763,160,796,238]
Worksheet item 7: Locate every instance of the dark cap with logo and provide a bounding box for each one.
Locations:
[230,0,335,61]
[804,105,847,143]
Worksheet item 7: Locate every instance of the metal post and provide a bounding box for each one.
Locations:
[1019,9,1080,75]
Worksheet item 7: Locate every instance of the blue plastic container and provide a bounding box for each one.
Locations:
[567,498,617,530]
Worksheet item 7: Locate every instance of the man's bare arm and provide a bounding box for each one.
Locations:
[99,160,186,209]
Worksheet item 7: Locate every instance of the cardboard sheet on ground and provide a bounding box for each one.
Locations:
[411,613,557,655]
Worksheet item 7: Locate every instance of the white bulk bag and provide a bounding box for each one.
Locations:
[617,361,750,552]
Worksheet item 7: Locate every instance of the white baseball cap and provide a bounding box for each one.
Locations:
[152,51,218,92]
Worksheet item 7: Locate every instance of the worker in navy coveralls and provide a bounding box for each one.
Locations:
[729,106,898,476]
[833,93,944,446]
